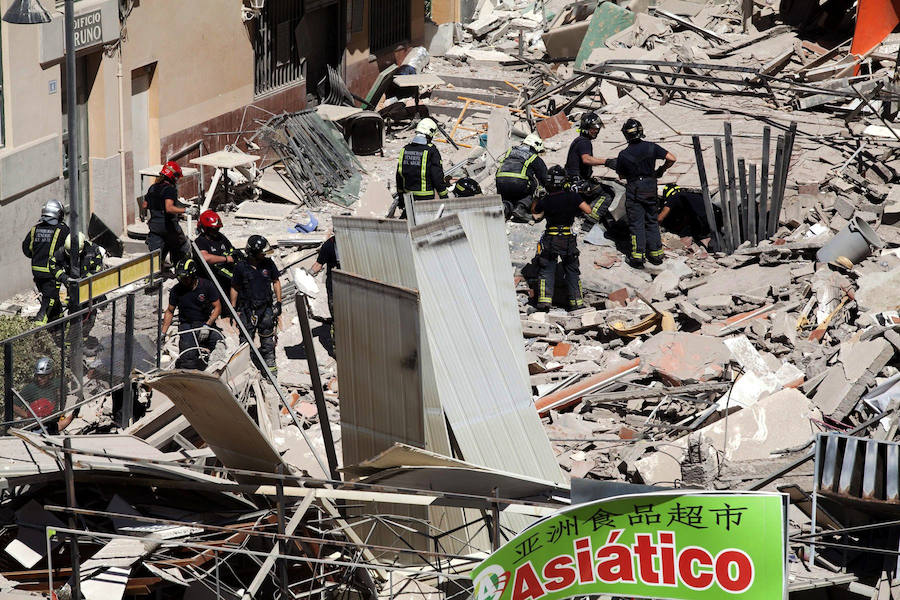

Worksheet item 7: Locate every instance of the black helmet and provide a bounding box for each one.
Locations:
[580,112,601,138]
[622,118,644,142]
[246,235,269,257]
[175,257,197,281]
[662,183,680,199]
[547,165,568,192]
[453,177,482,197]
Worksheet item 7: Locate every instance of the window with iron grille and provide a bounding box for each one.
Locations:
[369,0,411,52]
[254,0,306,97]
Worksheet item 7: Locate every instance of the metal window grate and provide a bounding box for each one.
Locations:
[254,0,306,97]
[369,0,411,52]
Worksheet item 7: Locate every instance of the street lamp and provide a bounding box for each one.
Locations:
[3,0,81,288]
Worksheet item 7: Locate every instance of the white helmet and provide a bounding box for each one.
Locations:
[416,118,438,138]
[64,232,86,254]
[41,199,65,223]
[523,133,544,153]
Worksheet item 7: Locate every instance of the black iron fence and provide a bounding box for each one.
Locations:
[1,265,164,434]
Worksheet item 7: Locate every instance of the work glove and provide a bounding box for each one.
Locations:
[272,301,283,317]
[185,205,200,218]
[654,167,666,179]
[230,249,245,263]
[197,325,212,343]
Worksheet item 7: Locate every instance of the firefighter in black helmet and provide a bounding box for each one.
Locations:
[601,118,676,268]
[532,166,594,312]
[161,258,222,370]
[230,235,282,373]
[21,199,70,324]
[452,177,482,198]
[565,113,606,182]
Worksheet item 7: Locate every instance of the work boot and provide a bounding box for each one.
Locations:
[511,205,531,223]
[536,302,552,312]
[628,258,645,269]
[648,255,663,266]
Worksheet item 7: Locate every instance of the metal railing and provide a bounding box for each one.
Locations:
[1,260,164,432]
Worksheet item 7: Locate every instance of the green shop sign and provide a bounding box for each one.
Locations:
[471,492,786,600]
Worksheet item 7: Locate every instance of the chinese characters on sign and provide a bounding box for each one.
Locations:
[472,492,785,600]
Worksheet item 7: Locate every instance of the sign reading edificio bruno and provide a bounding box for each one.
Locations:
[471,492,786,600]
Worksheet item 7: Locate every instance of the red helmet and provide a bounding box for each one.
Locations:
[199,210,223,230]
[160,161,183,181]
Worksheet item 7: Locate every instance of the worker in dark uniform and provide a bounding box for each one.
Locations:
[602,118,676,268]
[56,232,106,337]
[195,209,241,293]
[532,166,593,311]
[230,235,282,374]
[496,133,549,222]
[659,184,720,246]
[565,113,606,182]
[396,118,449,213]
[21,199,70,324]
[161,258,222,371]
[452,177,482,198]
[142,161,196,268]
[310,235,340,321]
[15,357,73,433]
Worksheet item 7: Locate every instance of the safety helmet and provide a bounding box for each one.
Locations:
[246,234,269,257]
[622,118,644,142]
[523,133,545,153]
[41,199,65,223]
[175,257,197,281]
[662,183,680,199]
[415,117,438,138]
[453,177,482,197]
[199,210,223,233]
[64,232,87,254]
[160,161,183,181]
[35,357,53,377]
[547,165,568,192]
[580,112,601,133]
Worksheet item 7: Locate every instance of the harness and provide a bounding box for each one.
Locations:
[497,146,538,180]
[546,226,573,236]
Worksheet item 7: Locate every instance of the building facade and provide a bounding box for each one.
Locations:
[0,0,422,297]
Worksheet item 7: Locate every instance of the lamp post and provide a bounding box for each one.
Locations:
[3,3,81,595]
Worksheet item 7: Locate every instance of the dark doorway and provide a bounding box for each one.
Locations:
[297,2,343,99]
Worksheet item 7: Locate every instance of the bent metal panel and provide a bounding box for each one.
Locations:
[471,492,786,600]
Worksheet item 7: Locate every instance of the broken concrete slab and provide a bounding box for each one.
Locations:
[638,332,731,384]
[856,265,900,313]
[687,263,792,300]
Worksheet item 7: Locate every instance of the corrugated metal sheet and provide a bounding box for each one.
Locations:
[415,196,529,387]
[333,216,452,459]
[333,270,424,467]
[409,215,564,485]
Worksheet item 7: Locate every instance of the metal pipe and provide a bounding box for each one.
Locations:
[3,343,12,428]
[121,293,135,427]
[769,121,797,237]
[63,437,81,600]
[767,135,785,238]
[294,293,341,480]
[723,123,741,249]
[713,138,734,253]
[748,163,757,246]
[737,158,749,244]
[757,126,770,242]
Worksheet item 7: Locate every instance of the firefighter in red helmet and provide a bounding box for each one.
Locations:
[195,209,241,293]
[142,160,196,267]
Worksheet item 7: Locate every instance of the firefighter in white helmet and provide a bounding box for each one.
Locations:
[395,118,449,215]
[495,133,549,222]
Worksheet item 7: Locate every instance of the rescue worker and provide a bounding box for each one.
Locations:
[496,133,549,222]
[532,166,593,311]
[602,118,676,268]
[658,184,720,246]
[230,235,282,374]
[565,112,606,182]
[396,118,449,211]
[21,199,69,324]
[195,209,241,293]
[161,258,222,371]
[310,235,340,321]
[57,232,106,337]
[142,161,196,267]
[14,357,73,433]
[452,177,482,198]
